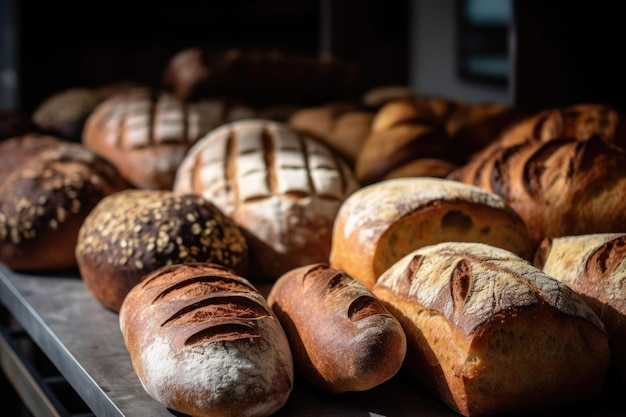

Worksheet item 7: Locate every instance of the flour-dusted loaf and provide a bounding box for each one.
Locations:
[174,118,360,281]
[534,233,626,382]
[82,87,255,190]
[0,140,130,271]
[76,189,248,311]
[373,242,610,417]
[448,135,626,250]
[119,262,294,417]
[329,177,532,289]
[267,263,406,393]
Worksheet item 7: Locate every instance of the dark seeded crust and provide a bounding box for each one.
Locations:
[267,263,406,393]
[0,134,64,181]
[373,242,610,417]
[76,189,249,312]
[119,262,293,417]
[0,141,130,271]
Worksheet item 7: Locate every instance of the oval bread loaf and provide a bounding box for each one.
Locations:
[534,233,626,382]
[373,242,610,417]
[76,189,248,312]
[267,263,406,393]
[119,262,294,417]
[330,177,532,289]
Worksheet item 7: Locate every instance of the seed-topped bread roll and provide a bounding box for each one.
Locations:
[174,118,360,281]
[75,189,248,311]
[330,177,532,289]
[267,263,406,393]
[534,233,626,383]
[0,140,130,271]
[82,87,256,190]
[373,242,610,417]
[119,262,293,417]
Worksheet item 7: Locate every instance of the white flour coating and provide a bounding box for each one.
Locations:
[379,242,604,331]
[542,233,626,304]
[138,321,293,416]
[339,177,509,250]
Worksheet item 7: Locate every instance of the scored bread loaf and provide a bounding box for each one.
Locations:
[173,118,360,281]
[267,263,406,393]
[75,189,248,311]
[373,242,610,417]
[82,87,256,190]
[534,233,626,383]
[0,140,130,271]
[329,177,532,289]
[448,135,626,250]
[119,262,293,417]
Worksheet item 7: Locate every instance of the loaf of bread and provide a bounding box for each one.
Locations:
[0,140,130,271]
[119,262,293,417]
[287,102,375,165]
[448,135,626,250]
[75,189,248,311]
[355,97,455,185]
[174,118,360,281]
[82,87,255,190]
[267,263,406,393]
[534,233,626,383]
[372,242,610,417]
[329,177,532,289]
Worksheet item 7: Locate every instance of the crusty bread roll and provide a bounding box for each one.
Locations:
[534,233,626,383]
[448,135,626,250]
[75,189,248,312]
[82,87,256,190]
[373,242,610,417]
[355,97,455,185]
[174,118,360,281]
[330,177,532,289]
[267,263,406,393]
[119,262,293,417]
[287,102,374,165]
[0,140,130,271]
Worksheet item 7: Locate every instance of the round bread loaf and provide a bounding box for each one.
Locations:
[373,242,610,417]
[534,233,626,383]
[75,189,248,312]
[447,135,626,250]
[0,140,130,271]
[174,118,360,281]
[119,262,293,417]
[267,263,406,393]
[330,177,532,289]
[82,87,255,190]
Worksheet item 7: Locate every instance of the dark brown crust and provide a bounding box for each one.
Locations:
[267,263,406,393]
[76,189,248,311]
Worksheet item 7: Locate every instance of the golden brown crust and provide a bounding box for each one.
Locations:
[330,177,532,289]
[267,263,406,393]
[76,189,248,311]
[0,141,130,271]
[373,242,610,417]
[119,262,293,417]
[174,119,360,281]
[534,233,626,383]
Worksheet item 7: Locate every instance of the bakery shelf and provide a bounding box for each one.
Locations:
[0,263,624,417]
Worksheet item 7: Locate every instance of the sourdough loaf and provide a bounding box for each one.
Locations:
[267,263,406,393]
[76,189,248,311]
[534,233,626,382]
[329,177,532,289]
[373,242,610,417]
[448,135,626,250]
[119,262,293,417]
[173,118,360,281]
[0,140,130,271]
[82,87,255,190]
